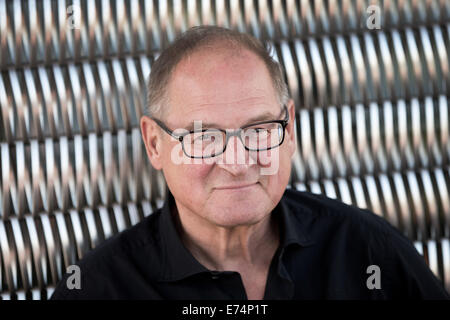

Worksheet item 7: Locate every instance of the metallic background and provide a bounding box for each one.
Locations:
[0,0,449,299]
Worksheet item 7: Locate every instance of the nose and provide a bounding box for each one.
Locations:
[216,135,256,176]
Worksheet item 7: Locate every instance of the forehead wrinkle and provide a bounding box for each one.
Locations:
[176,106,281,131]
[182,92,274,108]
[172,47,270,85]
[167,91,280,130]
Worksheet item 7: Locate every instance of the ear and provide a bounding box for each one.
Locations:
[140,116,164,170]
[284,99,297,158]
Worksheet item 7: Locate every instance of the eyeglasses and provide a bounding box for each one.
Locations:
[151,105,289,159]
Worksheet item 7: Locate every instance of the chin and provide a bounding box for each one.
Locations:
[207,199,272,227]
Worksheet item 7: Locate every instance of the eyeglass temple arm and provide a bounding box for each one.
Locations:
[151,117,184,141]
[283,104,289,124]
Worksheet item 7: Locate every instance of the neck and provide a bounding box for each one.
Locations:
[173,205,279,271]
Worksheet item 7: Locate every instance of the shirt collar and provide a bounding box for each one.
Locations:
[277,193,315,249]
[157,189,315,282]
[158,191,209,281]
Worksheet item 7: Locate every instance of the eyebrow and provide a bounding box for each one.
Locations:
[182,109,283,131]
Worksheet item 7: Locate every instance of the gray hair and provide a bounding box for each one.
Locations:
[146,26,289,119]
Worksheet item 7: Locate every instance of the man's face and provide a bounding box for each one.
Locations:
[141,46,296,227]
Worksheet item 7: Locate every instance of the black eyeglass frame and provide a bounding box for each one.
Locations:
[151,105,290,159]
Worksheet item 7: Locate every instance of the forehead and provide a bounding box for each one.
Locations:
[165,47,279,126]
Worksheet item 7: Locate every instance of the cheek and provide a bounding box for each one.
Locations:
[260,149,292,198]
[162,154,215,195]
[255,147,283,176]
[183,163,214,183]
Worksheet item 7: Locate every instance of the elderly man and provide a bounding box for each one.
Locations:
[51,26,449,300]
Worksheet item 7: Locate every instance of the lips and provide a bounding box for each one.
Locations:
[215,182,258,190]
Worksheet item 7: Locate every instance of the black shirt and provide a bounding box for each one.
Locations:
[51,188,450,300]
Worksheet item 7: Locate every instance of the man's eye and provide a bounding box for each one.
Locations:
[251,128,270,135]
[195,134,215,141]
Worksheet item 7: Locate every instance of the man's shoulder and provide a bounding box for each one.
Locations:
[80,208,164,270]
[282,188,450,299]
[282,187,400,240]
[51,207,165,299]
